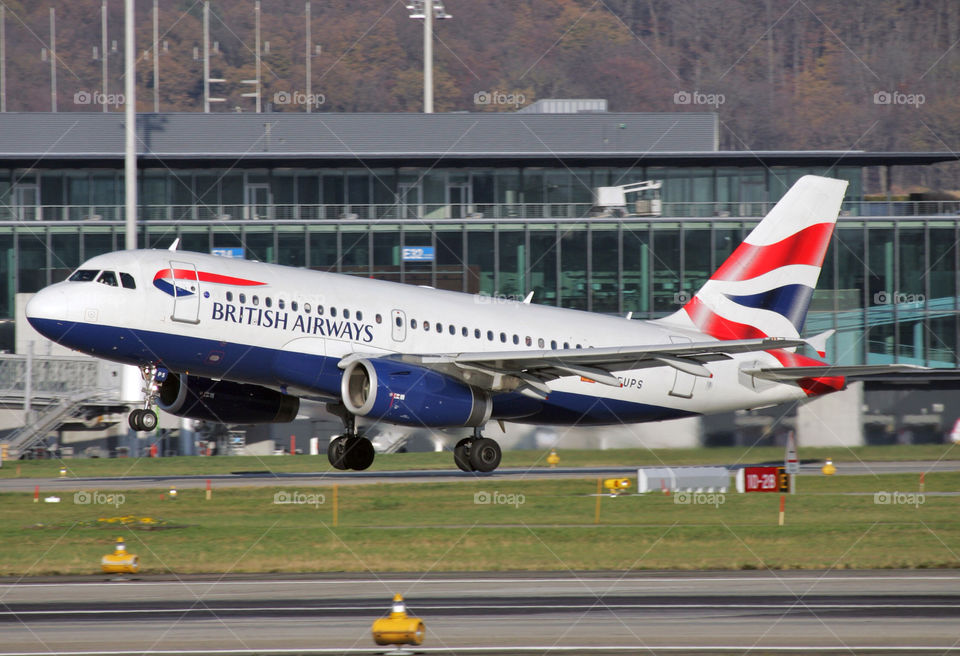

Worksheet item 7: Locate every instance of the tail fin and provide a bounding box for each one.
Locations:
[662,175,848,340]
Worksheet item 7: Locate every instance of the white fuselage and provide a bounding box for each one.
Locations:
[25,249,810,426]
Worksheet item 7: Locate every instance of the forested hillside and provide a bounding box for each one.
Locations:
[1,1,958,187]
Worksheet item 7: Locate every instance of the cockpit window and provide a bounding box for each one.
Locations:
[96,271,118,287]
[119,273,136,289]
[68,269,99,282]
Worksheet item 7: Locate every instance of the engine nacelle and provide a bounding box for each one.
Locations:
[158,374,299,424]
[341,358,491,427]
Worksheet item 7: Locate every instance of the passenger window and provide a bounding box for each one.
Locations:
[278,299,285,309]
[96,271,118,287]
[291,301,298,311]
[318,305,324,315]
[119,273,136,289]
[304,303,312,313]
[252,295,260,306]
[239,293,247,304]
[461,326,467,337]
[343,309,350,319]
[538,338,545,348]
[411,319,418,329]
[563,342,569,349]
[576,344,582,349]
[375,313,381,324]
[500,332,506,343]
[551,340,557,349]
[226,291,234,302]
[436,323,443,333]
[357,310,363,321]
[395,315,402,327]
[331,307,337,317]
[69,269,99,282]
[475,328,481,339]
[265,297,272,308]
[512,334,519,345]
[487,330,493,341]
[525,336,532,346]
[424,321,430,331]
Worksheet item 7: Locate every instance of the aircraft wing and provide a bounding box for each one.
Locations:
[743,364,928,382]
[401,337,809,389]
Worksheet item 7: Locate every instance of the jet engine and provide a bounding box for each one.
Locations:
[158,374,299,424]
[340,358,491,427]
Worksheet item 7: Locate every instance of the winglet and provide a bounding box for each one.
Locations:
[522,291,534,304]
[168,238,181,252]
[805,329,835,358]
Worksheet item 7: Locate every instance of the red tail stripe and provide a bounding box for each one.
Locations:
[711,222,834,282]
[154,269,265,286]
[683,296,768,340]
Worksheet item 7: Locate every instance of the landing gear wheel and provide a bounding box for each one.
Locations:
[453,438,474,472]
[128,409,143,431]
[138,409,158,431]
[344,437,375,471]
[469,437,501,473]
[327,436,350,471]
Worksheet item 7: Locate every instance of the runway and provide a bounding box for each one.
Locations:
[1,459,958,493]
[1,571,959,654]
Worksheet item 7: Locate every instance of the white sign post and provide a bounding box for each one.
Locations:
[785,430,798,494]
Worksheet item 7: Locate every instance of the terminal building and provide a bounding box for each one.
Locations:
[0,109,958,455]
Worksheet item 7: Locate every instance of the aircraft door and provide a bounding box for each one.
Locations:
[391,309,406,342]
[668,335,695,398]
[170,261,201,324]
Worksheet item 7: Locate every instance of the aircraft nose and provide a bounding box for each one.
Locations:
[26,287,69,334]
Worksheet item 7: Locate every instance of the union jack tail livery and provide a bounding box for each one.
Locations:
[663,175,848,340]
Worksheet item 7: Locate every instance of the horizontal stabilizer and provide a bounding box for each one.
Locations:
[745,364,928,382]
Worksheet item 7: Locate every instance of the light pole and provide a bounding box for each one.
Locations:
[406,1,450,114]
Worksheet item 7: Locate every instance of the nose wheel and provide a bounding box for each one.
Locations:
[128,364,164,433]
[453,431,502,473]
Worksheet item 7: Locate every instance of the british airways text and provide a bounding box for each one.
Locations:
[211,302,374,343]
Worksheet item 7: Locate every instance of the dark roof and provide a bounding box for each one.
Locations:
[0,111,717,157]
[0,112,955,169]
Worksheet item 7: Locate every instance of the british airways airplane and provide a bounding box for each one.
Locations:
[25,176,917,472]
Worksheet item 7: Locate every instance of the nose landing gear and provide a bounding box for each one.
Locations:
[128,364,164,432]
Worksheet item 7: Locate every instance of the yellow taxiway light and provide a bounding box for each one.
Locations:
[603,478,631,496]
[546,449,560,468]
[372,594,425,647]
[101,537,139,574]
[821,458,836,476]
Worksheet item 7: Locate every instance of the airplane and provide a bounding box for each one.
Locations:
[25,175,922,473]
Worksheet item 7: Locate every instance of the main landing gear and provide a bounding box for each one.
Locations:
[327,412,375,471]
[128,364,163,432]
[453,427,502,473]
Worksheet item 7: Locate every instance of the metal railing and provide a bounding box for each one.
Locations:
[0,355,102,403]
[2,200,960,222]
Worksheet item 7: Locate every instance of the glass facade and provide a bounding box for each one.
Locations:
[2,216,957,367]
[0,165,868,221]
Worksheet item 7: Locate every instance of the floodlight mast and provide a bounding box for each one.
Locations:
[407,1,451,114]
